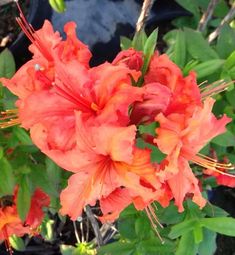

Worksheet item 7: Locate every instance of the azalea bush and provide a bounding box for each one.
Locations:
[0,0,235,254]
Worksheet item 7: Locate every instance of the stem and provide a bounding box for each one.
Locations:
[197,0,219,32]
[73,221,81,244]
[208,2,235,43]
[85,205,103,247]
[136,0,155,33]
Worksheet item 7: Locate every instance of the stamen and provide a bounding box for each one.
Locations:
[200,80,233,99]
[0,109,20,129]
[145,204,164,243]
[192,154,235,178]
[14,1,53,62]
[3,226,13,255]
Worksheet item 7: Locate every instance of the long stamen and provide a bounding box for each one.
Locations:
[192,154,235,177]
[3,226,13,255]
[14,0,53,62]
[145,204,164,243]
[201,80,233,99]
[0,109,20,129]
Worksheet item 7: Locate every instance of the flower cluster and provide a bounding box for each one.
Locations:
[0,11,233,229]
[0,188,49,252]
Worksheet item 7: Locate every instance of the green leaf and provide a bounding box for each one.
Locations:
[0,48,16,78]
[118,217,137,240]
[138,122,158,136]
[30,164,58,196]
[174,0,200,19]
[137,238,175,255]
[0,157,15,196]
[136,138,166,163]
[202,203,229,217]
[13,127,33,146]
[98,241,135,255]
[201,217,235,236]
[175,231,198,255]
[211,130,235,147]
[193,224,203,244]
[120,36,132,50]
[168,219,197,239]
[46,158,62,192]
[9,235,25,251]
[192,59,224,80]
[172,30,186,68]
[226,88,235,107]
[49,0,66,13]
[216,24,235,59]
[17,176,31,221]
[157,203,186,225]
[197,229,217,255]
[132,30,147,51]
[135,214,151,240]
[185,28,219,61]
[142,28,158,75]
[224,50,235,70]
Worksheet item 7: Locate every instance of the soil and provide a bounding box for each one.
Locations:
[0,0,29,50]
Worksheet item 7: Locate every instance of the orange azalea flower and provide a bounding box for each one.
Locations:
[0,188,49,254]
[144,53,202,115]
[154,98,231,211]
[112,48,143,71]
[17,62,142,154]
[51,112,160,221]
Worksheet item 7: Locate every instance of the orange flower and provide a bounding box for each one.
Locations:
[112,48,143,71]
[154,98,231,211]
[55,112,159,220]
[0,189,49,240]
[144,53,202,115]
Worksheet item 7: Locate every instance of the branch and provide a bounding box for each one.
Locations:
[85,205,103,247]
[136,0,155,33]
[197,0,219,32]
[208,2,235,43]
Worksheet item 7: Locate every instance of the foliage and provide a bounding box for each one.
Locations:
[1,0,235,254]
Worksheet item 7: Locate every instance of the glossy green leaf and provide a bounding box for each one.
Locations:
[216,24,235,59]
[17,176,31,221]
[211,130,235,147]
[201,217,235,236]
[49,0,66,13]
[135,215,151,239]
[193,224,203,244]
[30,164,58,196]
[98,241,135,255]
[168,219,197,239]
[0,157,15,196]
[197,229,217,255]
[185,28,219,61]
[0,48,16,78]
[172,30,186,68]
[224,51,235,70]
[137,238,175,255]
[9,235,25,251]
[174,0,200,19]
[138,122,158,136]
[13,127,33,146]
[142,28,158,75]
[175,231,198,255]
[202,203,229,217]
[192,59,224,79]
[46,158,62,193]
[132,30,147,51]
[120,36,132,50]
[157,203,186,225]
[118,217,137,240]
